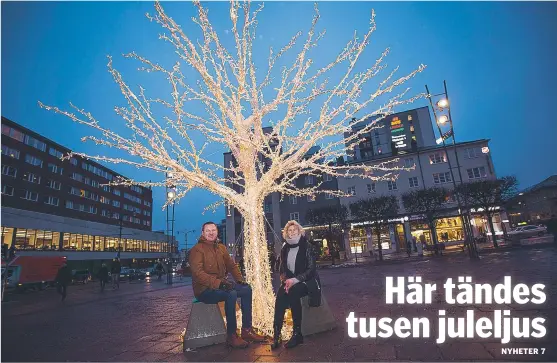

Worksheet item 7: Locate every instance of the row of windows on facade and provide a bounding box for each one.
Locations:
[2,127,145,194]
[1,227,167,252]
[283,166,488,204]
[0,185,152,227]
[0,159,152,209]
[296,148,485,187]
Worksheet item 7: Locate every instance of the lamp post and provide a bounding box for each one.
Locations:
[166,171,176,285]
[177,229,196,261]
[425,81,477,258]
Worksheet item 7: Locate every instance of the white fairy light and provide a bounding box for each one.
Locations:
[40,0,425,336]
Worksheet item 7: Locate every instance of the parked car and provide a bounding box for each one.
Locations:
[128,269,146,281]
[507,225,547,238]
[72,269,91,284]
[119,268,131,280]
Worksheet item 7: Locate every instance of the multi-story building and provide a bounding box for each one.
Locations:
[1,116,174,269]
[506,175,557,226]
[337,139,509,257]
[344,106,436,162]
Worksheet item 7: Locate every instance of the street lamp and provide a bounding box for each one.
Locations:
[165,170,176,285]
[436,98,449,109]
[426,81,477,259]
[438,115,449,124]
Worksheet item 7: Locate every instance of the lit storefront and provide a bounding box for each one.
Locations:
[2,226,170,253]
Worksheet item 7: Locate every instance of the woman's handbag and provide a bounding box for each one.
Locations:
[304,278,322,307]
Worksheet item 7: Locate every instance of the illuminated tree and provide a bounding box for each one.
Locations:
[40,1,425,335]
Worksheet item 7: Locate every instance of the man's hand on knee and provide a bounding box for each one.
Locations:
[219,279,233,291]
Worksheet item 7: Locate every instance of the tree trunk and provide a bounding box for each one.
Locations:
[375,227,383,261]
[486,212,498,248]
[242,205,276,336]
[429,218,439,255]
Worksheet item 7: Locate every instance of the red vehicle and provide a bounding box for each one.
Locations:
[3,256,67,291]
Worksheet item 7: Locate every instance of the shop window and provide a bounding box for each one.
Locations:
[1,227,15,248]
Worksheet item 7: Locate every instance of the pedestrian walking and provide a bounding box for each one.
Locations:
[55,263,72,301]
[98,263,109,292]
[156,261,164,281]
[111,258,121,289]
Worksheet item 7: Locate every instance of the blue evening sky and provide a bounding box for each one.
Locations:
[2,1,556,245]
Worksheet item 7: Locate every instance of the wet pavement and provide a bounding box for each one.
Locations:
[2,248,556,362]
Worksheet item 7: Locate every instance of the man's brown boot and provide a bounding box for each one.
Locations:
[226,333,249,349]
[241,327,266,343]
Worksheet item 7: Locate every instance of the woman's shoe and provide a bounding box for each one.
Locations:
[270,324,282,349]
[284,325,303,349]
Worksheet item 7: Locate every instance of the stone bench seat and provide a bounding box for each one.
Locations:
[183,298,228,350]
[301,290,336,336]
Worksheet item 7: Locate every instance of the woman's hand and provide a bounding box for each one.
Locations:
[284,278,298,293]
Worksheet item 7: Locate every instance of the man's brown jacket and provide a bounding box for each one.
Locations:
[189,236,243,298]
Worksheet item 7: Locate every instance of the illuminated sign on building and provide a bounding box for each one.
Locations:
[390,116,408,149]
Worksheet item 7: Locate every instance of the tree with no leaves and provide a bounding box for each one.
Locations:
[349,195,399,261]
[39,1,425,334]
[454,176,518,248]
[401,187,448,255]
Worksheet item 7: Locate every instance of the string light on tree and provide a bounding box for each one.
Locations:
[39,0,426,336]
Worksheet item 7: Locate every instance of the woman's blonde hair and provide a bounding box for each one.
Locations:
[282,220,305,240]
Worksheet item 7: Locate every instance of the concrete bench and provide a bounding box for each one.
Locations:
[301,290,337,336]
[183,298,227,350]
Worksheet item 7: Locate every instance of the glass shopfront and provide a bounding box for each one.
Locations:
[410,217,465,245]
[348,225,391,254]
[435,217,465,243]
[0,227,170,253]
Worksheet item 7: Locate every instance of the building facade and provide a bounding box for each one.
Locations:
[506,175,557,226]
[337,139,509,257]
[1,116,173,269]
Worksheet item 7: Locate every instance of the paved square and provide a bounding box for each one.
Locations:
[2,248,556,362]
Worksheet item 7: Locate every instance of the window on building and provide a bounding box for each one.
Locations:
[307,195,316,202]
[47,163,63,175]
[103,185,111,192]
[23,190,39,202]
[387,180,398,191]
[65,200,74,209]
[2,125,25,142]
[91,180,99,188]
[289,196,297,205]
[323,173,332,182]
[49,147,64,159]
[404,158,414,168]
[2,145,20,159]
[45,196,59,206]
[101,210,109,217]
[433,172,452,184]
[467,166,487,180]
[114,189,121,196]
[25,154,43,168]
[70,158,78,166]
[24,135,46,151]
[112,200,120,208]
[347,186,356,196]
[409,177,419,188]
[2,185,14,196]
[144,200,151,207]
[24,172,41,184]
[304,175,314,185]
[87,205,97,214]
[464,147,481,159]
[131,185,143,194]
[133,217,141,224]
[100,196,111,204]
[429,152,446,164]
[325,193,334,200]
[46,179,61,190]
[367,183,376,193]
[289,212,300,223]
[71,172,83,182]
[2,165,17,177]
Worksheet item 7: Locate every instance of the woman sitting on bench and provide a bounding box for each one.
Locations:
[271,220,321,349]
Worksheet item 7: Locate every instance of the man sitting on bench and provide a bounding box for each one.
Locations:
[189,221,265,348]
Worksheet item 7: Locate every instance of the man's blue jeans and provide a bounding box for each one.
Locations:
[197,283,252,334]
